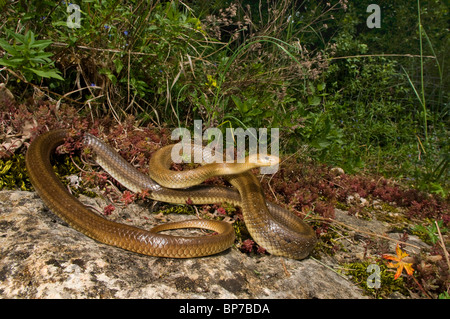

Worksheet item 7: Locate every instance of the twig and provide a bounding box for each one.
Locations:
[127,49,131,105]
[265,146,306,203]
[280,257,291,277]
[309,256,350,280]
[329,53,436,61]
[193,205,201,219]
[69,154,89,174]
[316,216,422,250]
[51,42,156,56]
[411,274,432,299]
[3,68,84,104]
[435,220,450,271]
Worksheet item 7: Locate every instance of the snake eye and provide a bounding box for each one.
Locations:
[262,155,276,165]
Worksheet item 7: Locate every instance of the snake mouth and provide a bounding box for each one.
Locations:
[246,154,280,167]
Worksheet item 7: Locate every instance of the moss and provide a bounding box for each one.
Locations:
[311,224,347,257]
[156,205,196,215]
[0,153,97,198]
[335,200,350,211]
[232,220,246,242]
[52,154,97,198]
[0,154,31,191]
[342,261,409,298]
[355,209,373,221]
[363,201,409,226]
[379,202,401,213]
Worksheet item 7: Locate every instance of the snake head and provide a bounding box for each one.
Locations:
[246,154,280,168]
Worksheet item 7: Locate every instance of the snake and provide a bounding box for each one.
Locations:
[25,129,316,259]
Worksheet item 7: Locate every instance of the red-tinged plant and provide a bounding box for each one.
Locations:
[103,204,115,216]
[216,206,227,215]
[239,238,267,255]
[240,239,255,253]
[120,190,135,205]
[138,188,151,200]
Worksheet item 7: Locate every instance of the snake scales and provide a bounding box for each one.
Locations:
[26,129,316,259]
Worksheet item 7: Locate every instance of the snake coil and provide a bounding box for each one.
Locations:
[26,129,316,259]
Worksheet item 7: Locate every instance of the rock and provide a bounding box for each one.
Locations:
[0,83,15,106]
[346,193,369,208]
[330,167,345,176]
[332,208,430,261]
[0,190,367,299]
[334,208,389,236]
[387,233,430,255]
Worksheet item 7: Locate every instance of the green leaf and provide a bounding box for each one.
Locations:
[317,83,326,91]
[31,39,53,50]
[32,52,54,59]
[0,39,19,56]
[0,58,22,67]
[6,29,25,43]
[308,95,321,106]
[232,95,247,114]
[311,138,331,150]
[99,68,117,84]
[28,68,64,80]
[113,59,124,74]
[25,30,35,47]
[52,21,70,27]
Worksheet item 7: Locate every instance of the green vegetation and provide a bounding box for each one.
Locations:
[0,154,29,190]
[342,261,409,298]
[412,220,449,245]
[1,0,447,195]
[0,29,63,81]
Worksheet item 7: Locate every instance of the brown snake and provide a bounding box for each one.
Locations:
[26,129,316,259]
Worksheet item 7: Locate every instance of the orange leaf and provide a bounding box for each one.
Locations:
[382,244,414,280]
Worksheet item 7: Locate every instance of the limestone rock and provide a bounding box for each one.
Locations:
[0,190,366,299]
